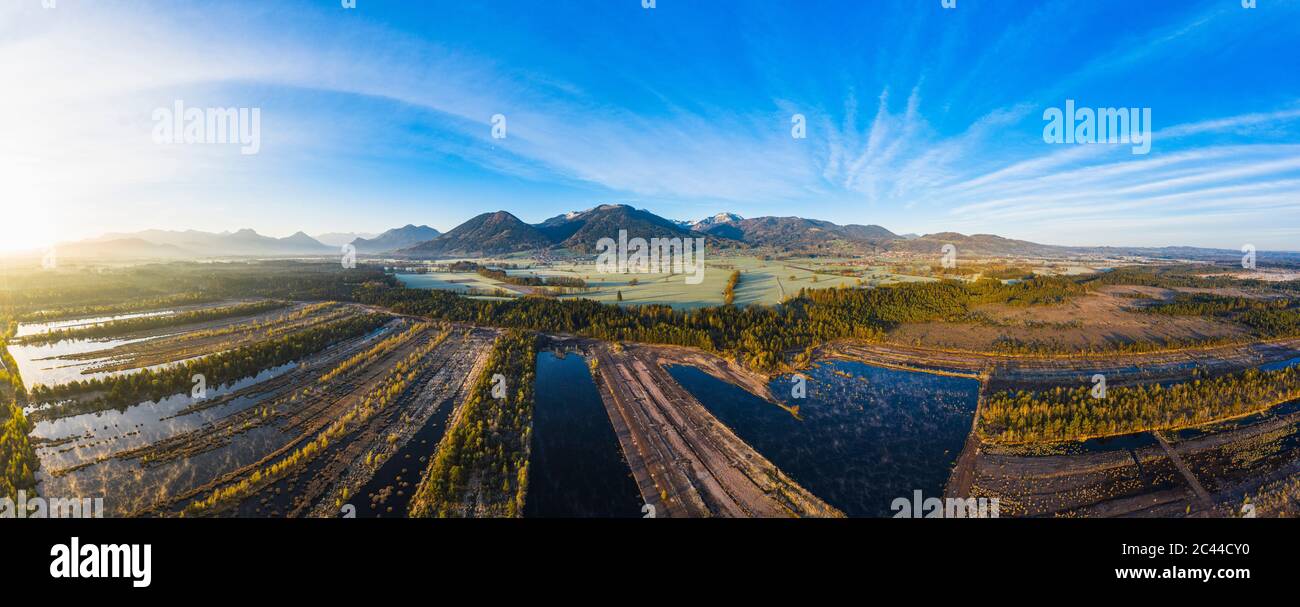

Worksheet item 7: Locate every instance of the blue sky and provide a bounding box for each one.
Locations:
[2,0,1298,250]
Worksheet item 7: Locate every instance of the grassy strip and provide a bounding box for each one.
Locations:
[408,330,536,518]
[27,312,390,420]
[979,365,1300,444]
[17,293,222,323]
[19,300,290,344]
[157,302,343,345]
[319,322,430,384]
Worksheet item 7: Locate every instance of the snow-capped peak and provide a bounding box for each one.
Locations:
[691,212,743,228]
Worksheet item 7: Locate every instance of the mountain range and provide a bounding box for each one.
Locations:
[49,204,1298,262]
[693,215,899,250]
[350,225,441,254]
[79,228,336,258]
[315,231,379,247]
[401,205,904,258]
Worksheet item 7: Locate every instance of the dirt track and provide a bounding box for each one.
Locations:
[591,343,841,518]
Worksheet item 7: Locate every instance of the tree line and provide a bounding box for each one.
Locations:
[1143,292,1300,339]
[19,300,290,345]
[356,276,1087,372]
[1,310,39,500]
[723,270,740,305]
[27,313,390,420]
[408,329,537,517]
[3,261,392,322]
[980,365,1300,444]
[474,265,586,289]
[1143,293,1289,317]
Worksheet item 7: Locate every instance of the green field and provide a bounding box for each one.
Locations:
[394,272,528,295]
[396,255,939,309]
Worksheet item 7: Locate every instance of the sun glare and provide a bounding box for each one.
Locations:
[0,200,56,253]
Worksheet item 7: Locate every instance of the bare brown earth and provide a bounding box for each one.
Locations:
[970,439,1193,517]
[889,286,1251,352]
[590,342,842,518]
[964,406,1300,518]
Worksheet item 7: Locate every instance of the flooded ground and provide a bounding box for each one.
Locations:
[668,360,979,517]
[8,335,162,387]
[20,315,404,516]
[525,351,641,517]
[15,310,178,338]
[30,364,297,516]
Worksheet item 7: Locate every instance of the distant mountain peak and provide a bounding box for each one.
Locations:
[350,224,442,254]
[687,212,744,230]
[400,211,547,257]
[75,227,333,257]
[279,232,324,247]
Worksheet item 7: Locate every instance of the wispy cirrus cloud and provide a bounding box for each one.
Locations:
[2,0,1297,249]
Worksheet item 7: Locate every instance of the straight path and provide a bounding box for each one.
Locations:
[592,344,842,518]
[1153,431,1214,514]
